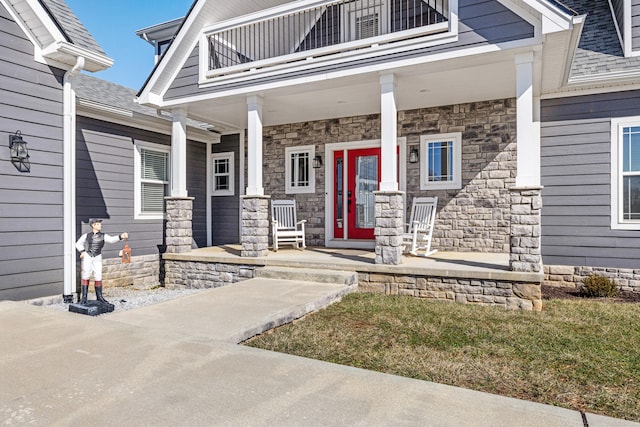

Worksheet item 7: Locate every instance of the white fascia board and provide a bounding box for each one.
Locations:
[138,0,206,107]
[163,38,540,108]
[559,14,586,86]
[41,41,113,71]
[513,0,574,34]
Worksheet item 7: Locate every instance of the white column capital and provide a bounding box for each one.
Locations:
[515,52,534,65]
[247,95,263,108]
[379,73,396,90]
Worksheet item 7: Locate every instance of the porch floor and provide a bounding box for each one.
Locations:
[166,246,542,283]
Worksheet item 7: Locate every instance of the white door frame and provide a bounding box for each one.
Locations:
[324,137,406,248]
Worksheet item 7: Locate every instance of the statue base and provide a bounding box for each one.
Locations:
[69,300,115,316]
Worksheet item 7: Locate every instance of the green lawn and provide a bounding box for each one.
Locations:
[245,293,640,422]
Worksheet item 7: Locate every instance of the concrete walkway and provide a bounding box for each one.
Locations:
[1,279,638,426]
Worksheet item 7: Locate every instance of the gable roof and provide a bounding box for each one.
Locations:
[562,0,640,83]
[40,0,106,55]
[2,0,112,72]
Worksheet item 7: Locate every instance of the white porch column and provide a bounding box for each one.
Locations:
[246,95,264,196]
[515,53,540,187]
[171,107,188,197]
[380,74,398,191]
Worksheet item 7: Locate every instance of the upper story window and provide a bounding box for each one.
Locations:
[420,132,461,190]
[611,117,640,229]
[286,145,316,194]
[134,141,170,220]
[212,152,235,196]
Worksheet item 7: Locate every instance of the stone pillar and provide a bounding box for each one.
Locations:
[241,195,270,257]
[374,191,404,265]
[509,186,542,272]
[165,197,194,254]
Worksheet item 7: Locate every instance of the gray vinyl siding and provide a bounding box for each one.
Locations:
[540,90,640,269]
[0,4,65,300]
[633,0,640,51]
[188,140,207,247]
[211,134,240,245]
[76,117,208,257]
[165,0,533,100]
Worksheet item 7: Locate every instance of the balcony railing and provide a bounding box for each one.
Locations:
[205,0,450,78]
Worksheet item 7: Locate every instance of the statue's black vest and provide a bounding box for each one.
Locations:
[85,232,105,257]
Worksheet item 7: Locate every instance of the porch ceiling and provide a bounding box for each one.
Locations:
[185,51,520,132]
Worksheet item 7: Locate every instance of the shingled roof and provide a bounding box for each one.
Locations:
[561,0,640,80]
[40,0,107,56]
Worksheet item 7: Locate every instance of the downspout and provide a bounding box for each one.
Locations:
[62,57,85,302]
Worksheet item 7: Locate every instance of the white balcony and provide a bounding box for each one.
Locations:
[200,0,455,84]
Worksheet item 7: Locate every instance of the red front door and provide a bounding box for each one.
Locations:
[334,148,381,240]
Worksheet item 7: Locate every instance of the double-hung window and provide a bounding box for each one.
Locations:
[420,132,462,190]
[212,152,234,196]
[134,141,170,219]
[611,118,640,229]
[285,145,315,194]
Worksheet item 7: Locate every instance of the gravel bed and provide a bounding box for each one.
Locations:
[41,287,207,313]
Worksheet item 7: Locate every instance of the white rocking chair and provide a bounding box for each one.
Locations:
[271,200,307,251]
[402,197,438,257]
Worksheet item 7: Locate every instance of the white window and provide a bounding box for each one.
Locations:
[134,141,170,220]
[212,152,234,196]
[611,117,640,229]
[285,145,315,194]
[420,132,462,190]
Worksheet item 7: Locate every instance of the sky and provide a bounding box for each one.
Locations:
[64,0,194,90]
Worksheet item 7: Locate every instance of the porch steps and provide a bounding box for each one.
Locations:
[255,266,358,286]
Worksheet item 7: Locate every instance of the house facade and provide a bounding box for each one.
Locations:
[2,0,640,302]
[137,0,640,292]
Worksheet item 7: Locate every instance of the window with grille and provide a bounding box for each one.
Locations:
[285,145,316,194]
[611,118,640,229]
[420,133,462,190]
[212,152,234,196]
[356,13,380,39]
[134,141,170,219]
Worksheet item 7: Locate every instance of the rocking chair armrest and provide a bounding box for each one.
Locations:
[297,220,307,225]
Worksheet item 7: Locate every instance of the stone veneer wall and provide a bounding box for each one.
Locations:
[262,99,516,251]
[100,254,160,288]
[544,265,640,293]
[359,272,542,311]
[165,260,257,289]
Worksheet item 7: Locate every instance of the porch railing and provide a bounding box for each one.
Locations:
[206,0,449,78]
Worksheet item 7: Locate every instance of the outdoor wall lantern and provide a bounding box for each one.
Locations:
[9,131,30,172]
[313,154,323,169]
[409,147,419,163]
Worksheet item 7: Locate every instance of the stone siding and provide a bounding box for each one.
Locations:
[544,265,640,293]
[165,260,257,289]
[101,254,160,288]
[262,99,516,251]
[358,272,542,311]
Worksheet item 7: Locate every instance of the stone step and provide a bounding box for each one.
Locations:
[255,266,358,286]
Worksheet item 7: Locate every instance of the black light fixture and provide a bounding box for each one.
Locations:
[9,131,30,172]
[409,147,419,163]
[313,154,323,169]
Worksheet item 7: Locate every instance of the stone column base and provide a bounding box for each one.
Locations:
[165,197,194,254]
[241,195,270,257]
[374,191,405,265]
[509,186,542,272]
